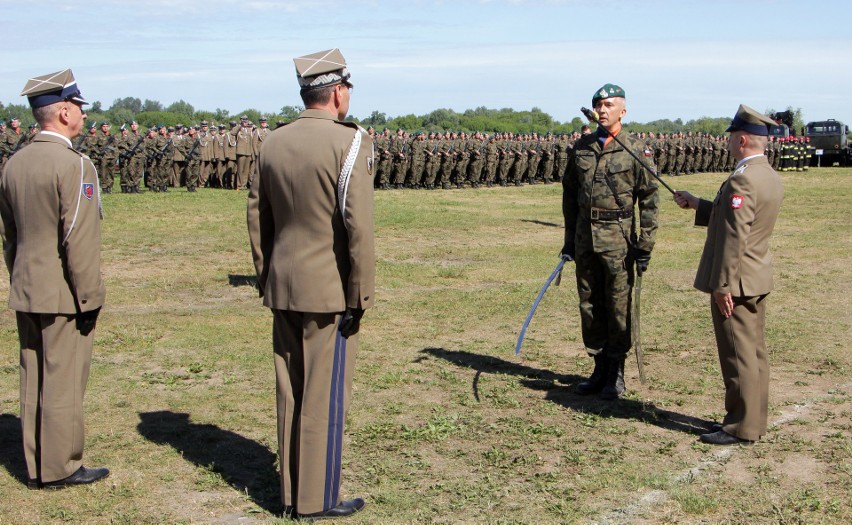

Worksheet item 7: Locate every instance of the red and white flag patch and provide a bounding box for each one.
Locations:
[731,194,744,209]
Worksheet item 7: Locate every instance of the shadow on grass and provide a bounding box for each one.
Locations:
[420,347,713,436]
[520,219,563,228]
[137,411,281,515]
[0,414,27,485]
[228,274,257,288]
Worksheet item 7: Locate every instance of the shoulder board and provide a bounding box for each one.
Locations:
[334,120,360,131]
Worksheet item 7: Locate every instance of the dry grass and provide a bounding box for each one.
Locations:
[0,168,849,524]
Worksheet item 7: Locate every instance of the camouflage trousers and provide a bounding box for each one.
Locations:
[124,156,144,189]
[540,157,554,181]
[424,159,439,186]
[574,247,634,357]
[185,160,200,190]
[99,158,116,191]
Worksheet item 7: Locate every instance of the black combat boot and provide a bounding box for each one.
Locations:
[575,353,608,395]
[600,355,626,400]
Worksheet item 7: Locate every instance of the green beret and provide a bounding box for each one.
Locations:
[592,83,625,106]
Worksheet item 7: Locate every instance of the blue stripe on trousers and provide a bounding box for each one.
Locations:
[323,327,347,510]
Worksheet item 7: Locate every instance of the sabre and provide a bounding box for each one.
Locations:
[632,267,647,384]
[515,255,571,356]
[580,107,676,195]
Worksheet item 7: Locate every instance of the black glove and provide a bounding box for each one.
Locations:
[560,241,575,261]
[632,248,651,275]
[339,308,364,339]
[76,307,101,336]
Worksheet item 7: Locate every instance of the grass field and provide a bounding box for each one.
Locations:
[0,168,849,524]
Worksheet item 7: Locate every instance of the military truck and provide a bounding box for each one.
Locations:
[768,124,790,138]
[805,119,849,166]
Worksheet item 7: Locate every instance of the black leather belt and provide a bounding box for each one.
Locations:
[590,207,633,221]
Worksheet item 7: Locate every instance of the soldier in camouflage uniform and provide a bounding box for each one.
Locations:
[483,134,499,187]
[143,126,158,189]
[182,126,201,191]
[409,132,427,188]
[561,84,659,400]
[120,121,146,193]
[116,125,130,190]
[466,132,485,187]
[374,128,392,189]
[526,133,542,184]
[554,133,570,182]
[438,132,455,189]
[539,133,555,183]
[423,132,440,189]
[449,132,466,188]
[653,132,667,175]
[510,135,527,186]
[389,128,409,189]
[2,118,27,169]
[671,131,685,176]
[154,126,174,192]
[94,122,118,193]
[496,132,513,186]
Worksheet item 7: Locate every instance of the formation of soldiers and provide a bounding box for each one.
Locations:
[0,118,39,173]
[370,128,816,190]
[67,116,271,193]
[2,117,816,193]
[371,128,584,189]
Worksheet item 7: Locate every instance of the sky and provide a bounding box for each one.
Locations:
[2,0,851,128]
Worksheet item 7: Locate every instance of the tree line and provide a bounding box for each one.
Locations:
[1,97,809,137]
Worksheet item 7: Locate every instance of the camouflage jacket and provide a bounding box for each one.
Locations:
[563,130,659,254]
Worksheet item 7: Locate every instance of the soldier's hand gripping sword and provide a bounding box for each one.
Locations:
[515,254,572,356]
[580,107,675,195]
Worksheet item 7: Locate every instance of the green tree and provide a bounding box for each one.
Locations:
[109,97,142,113]
[362,110,387,127]
[107,107,135,127]
[194,110,218,125]
[280,106,303,119]
[134,111,184,129]
[166,100,194,119]
[142,99,164,112]
[388,114,422,131]
[213,108,230,122]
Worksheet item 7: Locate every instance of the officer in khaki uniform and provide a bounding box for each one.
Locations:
[0,69,108,489]
[247,49,374,520]
[675,104,784,445]
[231,116,252,190]
[562,84,659,400]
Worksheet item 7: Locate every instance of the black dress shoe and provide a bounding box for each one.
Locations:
[298,498,365,521]
[40,466,110,489]
[710,423,723,432]
[699,430,752,446]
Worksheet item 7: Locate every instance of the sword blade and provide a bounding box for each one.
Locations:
[633,272,646,384]
[515,256,569,356]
